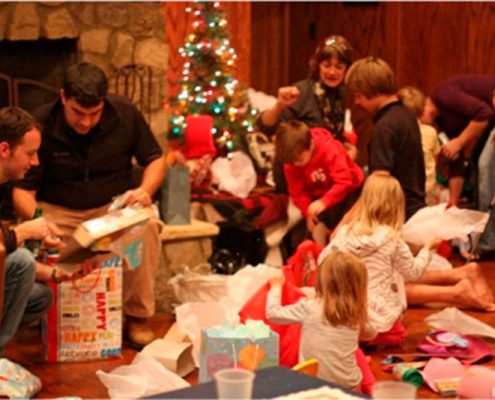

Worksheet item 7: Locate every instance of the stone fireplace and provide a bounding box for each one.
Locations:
[0,2,169,142]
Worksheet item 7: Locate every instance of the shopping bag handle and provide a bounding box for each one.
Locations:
[70,264,103,295]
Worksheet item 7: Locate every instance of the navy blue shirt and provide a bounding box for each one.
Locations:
[369,100,426,220]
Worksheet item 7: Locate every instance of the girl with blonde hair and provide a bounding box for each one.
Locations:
[266,251,374,392]
[321,174,495,345]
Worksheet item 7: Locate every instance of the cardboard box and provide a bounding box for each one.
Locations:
[57,207,150,268]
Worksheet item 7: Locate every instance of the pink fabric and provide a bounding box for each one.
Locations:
[367,319,406,347]
[356,347,374,396]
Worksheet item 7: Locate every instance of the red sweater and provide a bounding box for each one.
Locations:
[284,128,364,217]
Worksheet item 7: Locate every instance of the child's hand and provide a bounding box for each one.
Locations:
[268,270,285,288]
[308,199,325,219]
[426,237,443,251]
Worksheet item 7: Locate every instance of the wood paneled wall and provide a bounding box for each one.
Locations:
[252,2,495,96]
[163,2,494,103]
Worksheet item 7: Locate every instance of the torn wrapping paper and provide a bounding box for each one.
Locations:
[422,357,465,394]
[211,151,257,198]
[96,353,189,398]
[403,204,488,245]
[425,307,495,340]
[169,269,229,304]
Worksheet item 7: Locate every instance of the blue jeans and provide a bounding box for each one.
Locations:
[478,127,495,211]
[0,248,53,355]
[478,206,495,254]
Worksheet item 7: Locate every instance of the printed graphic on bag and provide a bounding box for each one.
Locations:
[43,255,123,362]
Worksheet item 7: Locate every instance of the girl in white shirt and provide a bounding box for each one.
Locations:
[325,175,495,340]
[266,251,373,391]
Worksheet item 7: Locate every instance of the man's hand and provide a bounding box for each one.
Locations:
[442,137,463,160]
[14,217,64,244]
[276,86,300,108]
[123,187,152,207]
[42,221,66,250]
[69,258,100,281]
[37,258,100,284]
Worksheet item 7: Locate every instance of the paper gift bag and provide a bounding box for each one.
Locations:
[160,165,191,225]
[43,254,123,362]
[141,339,195,377]
[199,323,279,383]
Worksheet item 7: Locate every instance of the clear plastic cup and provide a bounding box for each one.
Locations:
[214,368,255,399]
[373,381,417,399]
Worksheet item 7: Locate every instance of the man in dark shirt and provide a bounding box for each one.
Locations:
[13,62,167,348]
[345,57,425,220]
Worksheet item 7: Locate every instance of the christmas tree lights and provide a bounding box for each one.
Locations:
[166,1,258,156]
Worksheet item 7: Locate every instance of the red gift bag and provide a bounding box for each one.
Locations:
[287,240,323,288]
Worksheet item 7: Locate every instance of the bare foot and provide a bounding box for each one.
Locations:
[464,262,494,304]
[453,279,495,311]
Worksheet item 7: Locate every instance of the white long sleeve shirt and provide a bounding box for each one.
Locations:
[266,287,362,389]
[320,224,432,333]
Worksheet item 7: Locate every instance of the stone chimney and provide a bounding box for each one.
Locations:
[0,2,168,142]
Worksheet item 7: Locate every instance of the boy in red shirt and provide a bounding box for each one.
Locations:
[275,120,364,245]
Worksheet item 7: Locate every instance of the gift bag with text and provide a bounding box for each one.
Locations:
[43,255,123,362]
[199,324,279,383]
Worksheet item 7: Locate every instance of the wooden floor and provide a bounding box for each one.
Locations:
[6,257,495,399]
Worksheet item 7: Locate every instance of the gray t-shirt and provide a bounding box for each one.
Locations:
[266,288,362,389]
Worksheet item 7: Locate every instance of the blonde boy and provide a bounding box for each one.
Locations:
[398,86,441,205]
[345,57,426,220]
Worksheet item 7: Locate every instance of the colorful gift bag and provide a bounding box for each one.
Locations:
[43,254,123,362]
[199,323,279,383]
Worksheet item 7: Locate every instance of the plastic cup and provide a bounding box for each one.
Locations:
[214,368,255,399]
[373,381,417,399]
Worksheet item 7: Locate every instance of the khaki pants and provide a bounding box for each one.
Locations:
[40,201,162,318]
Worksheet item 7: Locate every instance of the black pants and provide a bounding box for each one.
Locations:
[317,188,361,230]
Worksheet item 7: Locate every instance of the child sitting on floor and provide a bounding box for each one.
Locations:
[266,251,375,393]
[322,175,495,345]
[275,120,364,246]
[321,174,442,344]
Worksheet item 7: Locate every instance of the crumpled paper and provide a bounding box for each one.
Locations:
[403,204,488,245]
[425,307,495,340]
[206,320,271,340]
[96,353,189,398]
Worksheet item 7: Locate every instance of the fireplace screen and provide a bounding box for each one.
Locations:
[0,38,77,113]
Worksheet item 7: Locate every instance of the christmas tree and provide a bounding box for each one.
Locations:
[167,1,258,156]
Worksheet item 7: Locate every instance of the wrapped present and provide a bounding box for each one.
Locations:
[199,320,279,382]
